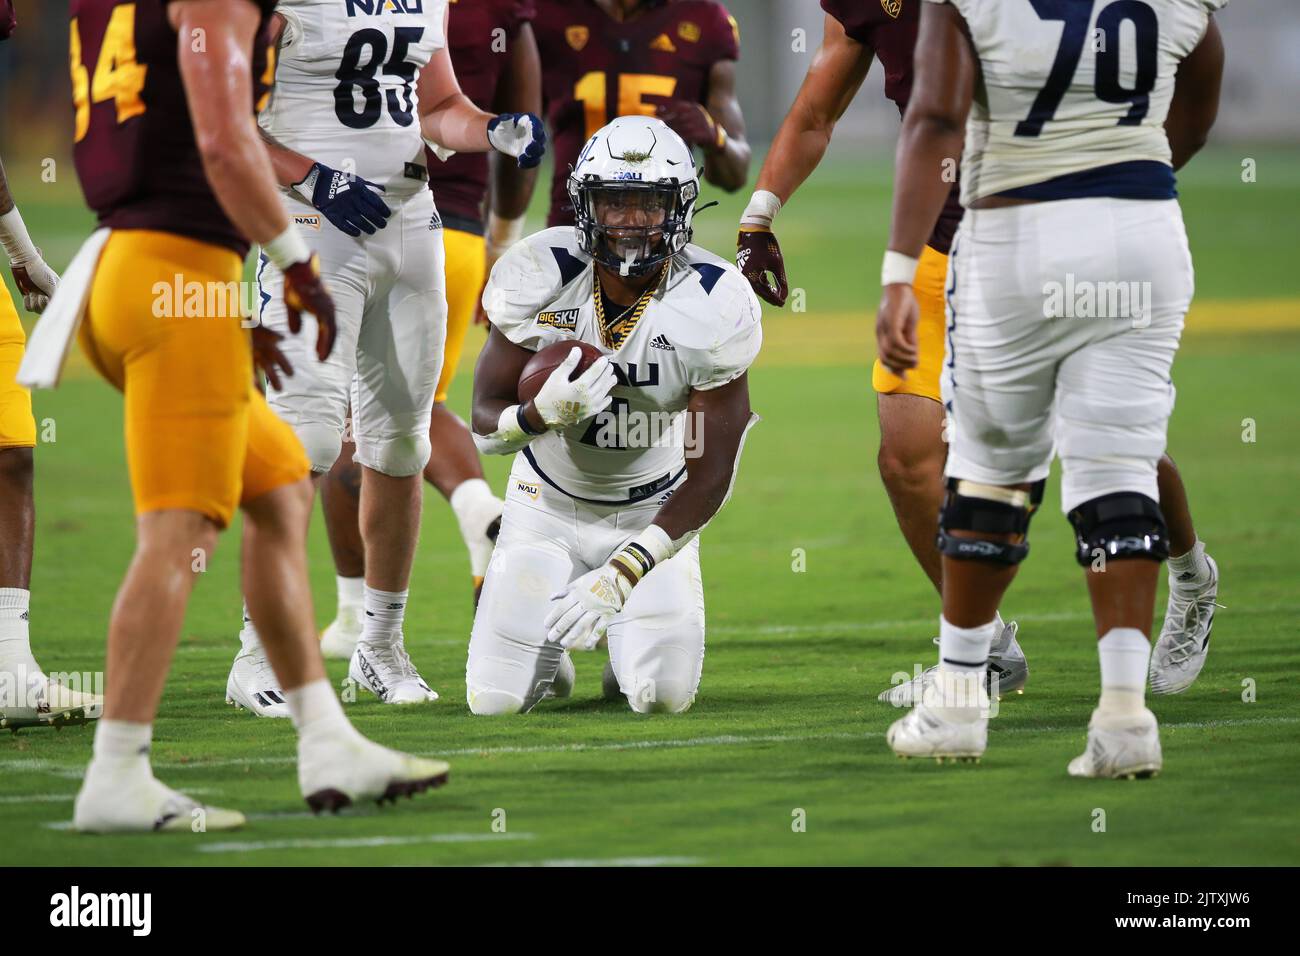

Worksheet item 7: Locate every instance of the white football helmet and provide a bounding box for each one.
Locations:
[567,115,700,277]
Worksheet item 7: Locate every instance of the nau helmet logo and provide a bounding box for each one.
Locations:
[566,25,589,50]
[535,308,579,330]
[881,0,902,18]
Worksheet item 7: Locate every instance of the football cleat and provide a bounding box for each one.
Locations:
[349,635,438,705]
[74,761,245,833]
[1149,556,1220,695]
[877,621,1028,706]
[887,703,987,762]
[226,646,290,718]
[320,604,363,660]
[1068,707,1162,779]
[551,652,575,699]
[0,659,103,722]
[298,725,449,812]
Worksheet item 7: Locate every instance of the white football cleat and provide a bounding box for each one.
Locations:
[878,622,1028,706]
[1149,556,1219,695]
[887,703,987,762]
[349,635,438,705]
[1068,707,1163,779]
[298,725,450,812]
[0,659,103,721]
[74,760,245,833]
[226,645,290,718]
[551,652,575,699]
[320,604,363,660]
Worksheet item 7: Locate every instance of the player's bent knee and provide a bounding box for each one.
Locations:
[294,421,344,475]
[1067,492,1169,567]
[355,433,431,478]
[937,477,1044,565]
[466,685,527,716]
[626,682,695,715]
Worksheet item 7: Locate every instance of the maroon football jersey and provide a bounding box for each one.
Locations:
[428,0,537,231]
[820,0,962,254]
[533,0,739,226]
[71,0,277,258]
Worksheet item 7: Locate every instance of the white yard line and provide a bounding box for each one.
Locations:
[196,832,534,854]
[8,715,1293,780]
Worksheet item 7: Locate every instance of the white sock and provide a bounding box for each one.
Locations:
[336,575,365,611]
[935,616,997,717]
[0,587,37,670]
[91,718,152,764]
[449,478,501,578]
[285,678,350,736]
[362,586,408,643]
[1097,627,1150,715]
[238,602,262,654]
[1168,538,1211,588]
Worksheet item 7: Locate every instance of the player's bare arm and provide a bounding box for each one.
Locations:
[171,0,335,360]
[1165,17,1225,171]
[876,3,975,378]
[419,7,545,166]
[738,14,873,306]
[649,374,752,542]
[471,327,544,437]
[477,21,544,325]
[0,153,59,314]
[698,60,750,191]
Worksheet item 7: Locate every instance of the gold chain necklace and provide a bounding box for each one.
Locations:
[592,263,667,350]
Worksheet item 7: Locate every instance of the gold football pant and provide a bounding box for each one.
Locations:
[0,281,36,448]
[436,227,486,404]
[872,244,948,403]
[78,230,310,527]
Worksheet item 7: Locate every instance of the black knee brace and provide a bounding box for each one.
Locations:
[937,479,1044,566]
[1067,492,1169,567]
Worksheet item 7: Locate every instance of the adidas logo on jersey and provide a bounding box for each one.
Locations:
[650,33,676,53]
[429,211,442,231]
[649,334,675,351]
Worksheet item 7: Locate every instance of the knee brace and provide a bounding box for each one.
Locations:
[294,421,344,474]
[937,478,1044,566]
[1067,492,1169,567]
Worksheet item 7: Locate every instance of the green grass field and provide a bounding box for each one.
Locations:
[1,147,1298,866]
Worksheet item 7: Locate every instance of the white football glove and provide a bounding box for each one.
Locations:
[1,207,59,314]
[486,112,547,169]
[544,564,632,651]
[532,347,617,429]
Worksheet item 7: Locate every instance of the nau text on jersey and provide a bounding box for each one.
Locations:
[535,308,580,330]
[345,0,423,17]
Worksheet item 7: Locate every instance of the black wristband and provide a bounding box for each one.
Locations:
[516,403,544,436]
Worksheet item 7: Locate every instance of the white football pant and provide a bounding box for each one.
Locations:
[942,197,1194,512]
[467,456,705,715]
[256,188,447,477]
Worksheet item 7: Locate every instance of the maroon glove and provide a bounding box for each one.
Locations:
[0,0,16,40]
[736,228,789,307]
[281,254,337,361]
[654,99,725,153]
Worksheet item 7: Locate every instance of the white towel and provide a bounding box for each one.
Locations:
[17,228,111,389]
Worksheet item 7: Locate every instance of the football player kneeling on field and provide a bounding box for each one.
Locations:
[466,115,761,715]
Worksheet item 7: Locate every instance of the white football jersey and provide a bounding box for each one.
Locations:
[260,0,447,201]
[927,0,1229,202]
[485,227,763,504]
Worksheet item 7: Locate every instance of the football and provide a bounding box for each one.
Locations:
[517,340,605,404]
